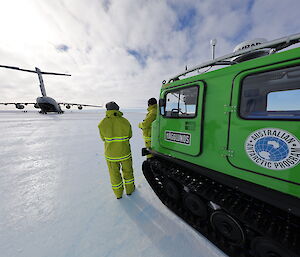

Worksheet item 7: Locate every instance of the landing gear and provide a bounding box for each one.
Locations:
[251,237,293,257]
[210,211,245,246]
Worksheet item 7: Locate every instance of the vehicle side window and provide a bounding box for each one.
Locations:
[240,66,300,120]
[163,86,198,118]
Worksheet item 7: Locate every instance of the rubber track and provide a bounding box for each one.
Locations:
[142,158,300,257]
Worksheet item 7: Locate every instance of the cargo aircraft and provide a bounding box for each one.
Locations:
[0,65,102,114]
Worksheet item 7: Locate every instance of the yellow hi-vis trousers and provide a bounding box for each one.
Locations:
[144,137,153,159]
[106,158,135,198]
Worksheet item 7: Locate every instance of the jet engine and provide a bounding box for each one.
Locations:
[66,104,71,109]
[15,103,24,109]
[78,105,83,110]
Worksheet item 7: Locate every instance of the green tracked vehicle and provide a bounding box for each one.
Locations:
[142,33,300,257]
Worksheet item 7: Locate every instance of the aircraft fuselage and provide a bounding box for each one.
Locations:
[36,96,63,114]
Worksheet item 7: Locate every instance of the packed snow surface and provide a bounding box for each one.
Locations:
[0,110,227,257]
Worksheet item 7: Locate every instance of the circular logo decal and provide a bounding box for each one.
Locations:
[245,128,300,170]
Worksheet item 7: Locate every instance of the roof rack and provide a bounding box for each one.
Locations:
[168,33,300,82]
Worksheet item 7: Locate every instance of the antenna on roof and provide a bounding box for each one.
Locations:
[168,33,300,82]
[210,39,217,59]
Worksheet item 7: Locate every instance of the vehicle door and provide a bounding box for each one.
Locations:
[228,63,300,185]
[159,81,205,156]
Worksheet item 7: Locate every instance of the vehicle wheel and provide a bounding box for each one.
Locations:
[165,179,180,200]
[184,193,207,220]
[251,237,294,257]
[142,160,152,179]
[210,211,245,245]
[142,160,150,173]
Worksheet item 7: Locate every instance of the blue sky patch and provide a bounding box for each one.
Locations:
[246,0,255,12]
[56,44,70,52]
[168,2,197,31]
[101,0,111,12]
[127,49,147,67]
[176,7,197,31]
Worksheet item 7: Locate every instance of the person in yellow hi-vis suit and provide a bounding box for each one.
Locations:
[98,101,135,199]
[138,98,157,158]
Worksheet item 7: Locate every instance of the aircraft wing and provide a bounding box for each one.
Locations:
[0,102,36,105]
[0,102,39,109]
[58,103,103,109]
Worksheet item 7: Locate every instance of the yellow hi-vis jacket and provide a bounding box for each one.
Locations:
[98,110,132,162]
[138,104,157,142]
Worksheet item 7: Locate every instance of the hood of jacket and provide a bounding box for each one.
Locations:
[147,104,157,112]
[105,110,123,118]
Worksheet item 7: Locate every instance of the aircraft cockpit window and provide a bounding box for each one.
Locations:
[162,86,198,118]
[240,66,300,120]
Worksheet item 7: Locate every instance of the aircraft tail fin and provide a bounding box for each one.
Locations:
[35,67,47,97]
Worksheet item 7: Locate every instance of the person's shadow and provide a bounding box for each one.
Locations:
[119,187,223,257]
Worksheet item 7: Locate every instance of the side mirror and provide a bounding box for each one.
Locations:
[159,98,166,116]
[159,98,166,107]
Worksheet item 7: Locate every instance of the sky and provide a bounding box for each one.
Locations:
[1,0,300,108]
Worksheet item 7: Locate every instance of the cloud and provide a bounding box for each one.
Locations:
[0,0,300,108]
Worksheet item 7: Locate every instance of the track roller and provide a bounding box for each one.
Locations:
[142,160,150,173]
[184,193,207,220]
[164,179,180,201]
[251,237,296,257]
[210,211,245,246]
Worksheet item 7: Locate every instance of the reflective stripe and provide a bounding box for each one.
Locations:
[124,178,134,185]
[104,136,129,143]
[112,181,123,189]
[105,153,132,162]
[143,136,151,142]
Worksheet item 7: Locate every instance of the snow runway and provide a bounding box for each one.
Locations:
[0,110,226,257]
